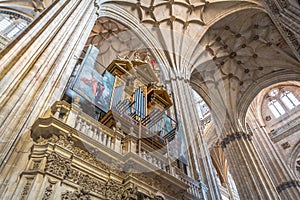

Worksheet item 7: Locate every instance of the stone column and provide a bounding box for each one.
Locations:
[247,106,300,199]
[220,128,280,199]
[0,0,99,170]
[166,77,222,200]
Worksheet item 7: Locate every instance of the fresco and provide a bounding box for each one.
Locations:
[72,45,115,112]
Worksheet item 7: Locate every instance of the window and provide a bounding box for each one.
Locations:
[281,91,300,110]
[267,88,299,119]
[6,22,27,38]
[268,99,285,118]
[0,17,12,32]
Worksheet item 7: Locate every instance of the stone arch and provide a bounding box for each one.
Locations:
[189,6,300,132]
[249,81,300,127]
[98,4,170,81]
[288,141,300,177]
[189,6,267,75]
[239,71,300,127]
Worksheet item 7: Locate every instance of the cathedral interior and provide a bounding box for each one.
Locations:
[0,0,300,199]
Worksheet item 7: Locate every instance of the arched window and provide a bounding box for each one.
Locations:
[281,91,300,110]
[0,17,13,32]
[268,99,285,118]
[6,21,27,38]
[267,88,299,119]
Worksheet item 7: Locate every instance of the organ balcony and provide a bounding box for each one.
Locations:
[30,100,205,199]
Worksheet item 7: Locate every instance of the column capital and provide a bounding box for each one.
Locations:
[276,180,300,193]
[221,132,252,149]
[165,76,190,84]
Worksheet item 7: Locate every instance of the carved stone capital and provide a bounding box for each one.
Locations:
[221,132,252,149]
[276,180,300,193]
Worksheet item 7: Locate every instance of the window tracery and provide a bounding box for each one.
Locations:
[266,88,299,118]
[281,91,300,110]
[268,99,285,118]
[0,15,28,38]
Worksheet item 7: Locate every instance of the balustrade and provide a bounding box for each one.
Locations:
[140,148,167,172]
[48,101,203,198]
[174,167,203,198]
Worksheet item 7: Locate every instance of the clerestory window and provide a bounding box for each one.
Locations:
[268,99,285,118]
[267,88,299,118]
[6,22,27,38]
[281,91,300,110]
[0,17,13,32]
[0,16,28,39]
[192,90,210,119]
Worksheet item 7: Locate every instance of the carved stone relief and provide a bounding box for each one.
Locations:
[38,134,125,176]
[43,151,136,199]
[45,152,71,179]
[61,188,91,200]
[262,0,300,59]
[42,179,57,200]
[20,177,34,200]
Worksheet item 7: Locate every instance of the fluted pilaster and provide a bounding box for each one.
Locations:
[221,132,280,199]
[166,77,221,200]
[247,108,300,199]
[0,0,99,170]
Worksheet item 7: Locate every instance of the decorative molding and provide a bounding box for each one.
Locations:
[137,193,165,200]
[42,178,57,200]
[20,177,34,200]
[61,188,91,200]
[121,186,138,200]
[276,180,300,193]
[281,26,300,55]
[0,10,32,22]
[133,173,177,197]
[45,152,71,179]
[38,134,125,177]
[44,152,139,199]
[221,132,252,149]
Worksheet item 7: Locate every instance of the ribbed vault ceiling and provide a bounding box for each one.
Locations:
[0,0,53,19]
[101,0,265,78]
[100,0,300,132]
[2,0,300,132]
[191,10,300,132]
